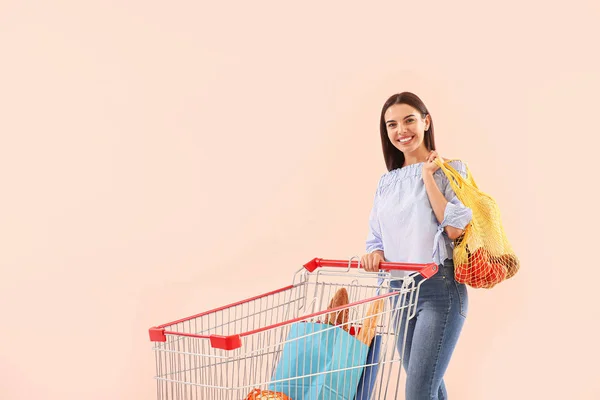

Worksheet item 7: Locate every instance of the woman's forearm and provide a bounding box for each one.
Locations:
[423,173,447,223]
[423,173,464,240]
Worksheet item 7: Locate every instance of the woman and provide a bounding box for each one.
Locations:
[360,92,472,400]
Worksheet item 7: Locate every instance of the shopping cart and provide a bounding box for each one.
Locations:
[148,257,438,400]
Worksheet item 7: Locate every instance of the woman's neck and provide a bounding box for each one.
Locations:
[403,147,430,166]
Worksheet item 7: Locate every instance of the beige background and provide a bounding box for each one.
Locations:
[1,0,599,399]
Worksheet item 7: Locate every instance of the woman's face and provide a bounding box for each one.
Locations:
[384,103,430,154]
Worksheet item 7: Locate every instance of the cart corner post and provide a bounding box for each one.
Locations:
[149,327,167,342]
[210,334,242,350]
[303,257,323,272]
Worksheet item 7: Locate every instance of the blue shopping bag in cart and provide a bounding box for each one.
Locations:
[268,321,369,400]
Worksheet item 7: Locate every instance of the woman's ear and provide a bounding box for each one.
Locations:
[424,114,431,131]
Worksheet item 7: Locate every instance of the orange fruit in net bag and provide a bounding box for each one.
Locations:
[470,262,507,288]
[491,253,520,279]
[244,388,291,400]
[455,247,507,289]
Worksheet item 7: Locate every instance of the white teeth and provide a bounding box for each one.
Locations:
[399,137,412,143]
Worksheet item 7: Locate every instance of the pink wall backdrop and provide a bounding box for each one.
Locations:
[1,1,598,399]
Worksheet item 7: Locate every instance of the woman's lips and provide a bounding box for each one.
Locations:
[398,136,414,144]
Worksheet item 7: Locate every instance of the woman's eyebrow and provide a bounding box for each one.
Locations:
[386,114,415,124]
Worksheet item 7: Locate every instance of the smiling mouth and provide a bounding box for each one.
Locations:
[398,136,414,144]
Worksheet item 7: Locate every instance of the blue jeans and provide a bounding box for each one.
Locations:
[390,259,468,400]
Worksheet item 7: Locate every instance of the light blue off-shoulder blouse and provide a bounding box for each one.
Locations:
[365,160,473,276]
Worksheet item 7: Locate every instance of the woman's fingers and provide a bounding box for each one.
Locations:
[369,253,380,271]
[428,150,438,162]
[362,254,373,271]
[361,254,371,271]
[367,254,376,271]
[362,252,383,272]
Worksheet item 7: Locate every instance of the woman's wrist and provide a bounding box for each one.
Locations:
[422,170,435,180]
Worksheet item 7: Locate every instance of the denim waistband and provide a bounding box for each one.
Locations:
[433,261,455,279]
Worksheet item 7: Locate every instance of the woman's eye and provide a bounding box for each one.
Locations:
[388,123,396,128]
[406,118,415,123]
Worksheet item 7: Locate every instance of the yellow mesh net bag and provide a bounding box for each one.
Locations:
[434,158,519,288]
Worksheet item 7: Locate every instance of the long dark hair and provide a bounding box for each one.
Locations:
[379,92,436,171]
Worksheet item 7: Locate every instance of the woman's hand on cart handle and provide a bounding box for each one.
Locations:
[361,250,384,272]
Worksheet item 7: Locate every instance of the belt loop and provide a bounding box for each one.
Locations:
[441,259,455,278]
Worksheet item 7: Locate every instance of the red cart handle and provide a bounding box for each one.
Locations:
[303,258,438,278]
